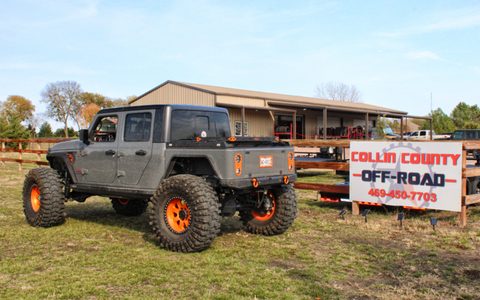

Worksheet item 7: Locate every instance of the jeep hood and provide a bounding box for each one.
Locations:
[48,140,84,153]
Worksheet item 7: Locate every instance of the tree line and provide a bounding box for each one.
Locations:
[384,103,480,135]
[314,81,478,134]
[1,79,477,142]
[0,80,134,143]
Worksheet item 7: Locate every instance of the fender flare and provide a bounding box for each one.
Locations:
[164,155,222,180]
[46,153,79,183]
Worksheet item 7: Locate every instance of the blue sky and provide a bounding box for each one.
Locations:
[1,0,479,129]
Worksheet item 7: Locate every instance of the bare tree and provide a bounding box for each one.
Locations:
[314,81,363,103]
[41,81,83,137]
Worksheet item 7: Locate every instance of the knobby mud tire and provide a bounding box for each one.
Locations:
[23,167,65,227]
[111,198,149,216]
[239,184,298,236]
[149,174,221,253]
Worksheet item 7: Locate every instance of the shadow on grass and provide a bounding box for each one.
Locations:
[64,200,246,245]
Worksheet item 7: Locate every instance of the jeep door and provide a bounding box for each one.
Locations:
[74,114,120,184]
[116,110,154,185]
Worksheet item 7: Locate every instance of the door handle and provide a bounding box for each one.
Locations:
[105,149,116,155]
[135,150,147,156]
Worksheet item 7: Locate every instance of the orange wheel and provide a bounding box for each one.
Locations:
[251,191,276,221]
[165,197,191,233]
[240,185,297,236]
[118,198,129,205]
[30,185,41,212]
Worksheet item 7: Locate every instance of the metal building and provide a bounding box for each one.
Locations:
[129,80,409,139]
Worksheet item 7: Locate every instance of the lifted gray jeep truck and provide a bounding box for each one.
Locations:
[23,104,298,252]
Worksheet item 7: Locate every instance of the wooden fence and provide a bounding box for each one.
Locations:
[288,139,480,228]
[0,138,72,171]
[3,137,480,226]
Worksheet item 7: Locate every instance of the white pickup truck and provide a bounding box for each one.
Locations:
[406,130,450,140]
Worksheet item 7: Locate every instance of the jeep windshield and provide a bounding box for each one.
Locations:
[171,110,231,140]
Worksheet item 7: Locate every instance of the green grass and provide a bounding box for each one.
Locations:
[2,164,480,299]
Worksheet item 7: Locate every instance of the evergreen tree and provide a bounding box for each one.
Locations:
[422,108,456,133]
[0,118,7,138]
[373,115,387,140]
[450,102,480,128]
[0,116,29,149]
[54,127,77,138]
[464,122,480,129]
[38,121,54,137]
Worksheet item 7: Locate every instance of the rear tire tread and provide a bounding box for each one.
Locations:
[149,174,221,253]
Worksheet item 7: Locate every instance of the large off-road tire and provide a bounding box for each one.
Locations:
[23,168,65,227]
[239,184,297,236]
[149,174,221,253]
[111,198,148,216]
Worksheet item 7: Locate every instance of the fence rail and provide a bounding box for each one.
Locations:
[287,139,480,228]
[1,138,73,170]
[0,138,72,143]
[3,137,480,226]
[295,161,349,170]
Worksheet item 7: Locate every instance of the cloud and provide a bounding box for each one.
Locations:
[425,10,480,31]
[378,7,480,36]
[405,51,440,60]
[0,60,98,75]
[0,0,99,29]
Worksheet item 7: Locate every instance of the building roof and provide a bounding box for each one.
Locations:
[131,80,408,115]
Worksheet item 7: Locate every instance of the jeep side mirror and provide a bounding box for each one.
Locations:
[79,129,90,144]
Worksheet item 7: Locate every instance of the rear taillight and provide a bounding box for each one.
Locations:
[288,152,294,171]
[235,154,242,176]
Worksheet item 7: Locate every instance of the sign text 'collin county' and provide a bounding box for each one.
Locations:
[349,142,462,212]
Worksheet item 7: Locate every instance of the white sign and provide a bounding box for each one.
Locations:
[349,141,462,212]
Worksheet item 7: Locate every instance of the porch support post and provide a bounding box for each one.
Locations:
[365,113,369,140]
[293,111,297,139]
[430,119,433,140]
[241,107,245,137]
[323,109,327,140]
[400,117,404,138]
